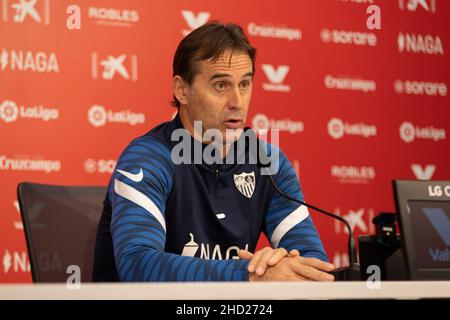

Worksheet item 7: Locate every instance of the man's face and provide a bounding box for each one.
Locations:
[183,50,253,143]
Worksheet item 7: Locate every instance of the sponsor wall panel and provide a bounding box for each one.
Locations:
[0,0,449,282]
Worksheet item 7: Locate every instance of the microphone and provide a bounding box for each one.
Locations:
[244,127,360,281]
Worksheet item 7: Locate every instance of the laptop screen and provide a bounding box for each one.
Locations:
[407,201,450,270]
[393,180,450,280]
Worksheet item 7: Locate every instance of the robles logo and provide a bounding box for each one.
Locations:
[87,105,145,127]
[0,99,59,123]
[331,165,376,184]
[327,118,377,140]
[399,121,446,143]
[88,6,139,27]
[252,113,304,134]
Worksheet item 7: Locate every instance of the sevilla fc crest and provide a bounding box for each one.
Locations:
[234,172,256,198]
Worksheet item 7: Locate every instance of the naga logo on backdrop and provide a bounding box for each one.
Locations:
[1,0,50,24]
[181,233,248,260]
[331,165,376,184]
[87,105,145,127]
[394,79,447,96]
[0,99,59,123]
[91,52,138,82]
[334,207,376,235]
[398,32,444,55]
[398,0,436,13]
[84,158,116,174]
[0,154,61,173]
[0,47,59,73]
[320,29,377,47]
[3,250,30,274]
[324,75,376,93]
[327,118,377,140]
[247,23,302,41]
[411,164,436,180]
[181,10,210,36]
[399,121,446,143]
[261,64,291,92]
[252,113,304,134]
[87,6,139,27]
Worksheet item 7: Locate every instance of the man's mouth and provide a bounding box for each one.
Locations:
[224,118,243,129]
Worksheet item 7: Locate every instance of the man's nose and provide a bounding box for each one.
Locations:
[227,87,244,110]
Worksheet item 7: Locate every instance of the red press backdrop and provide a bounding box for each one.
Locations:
[1,0,449,282]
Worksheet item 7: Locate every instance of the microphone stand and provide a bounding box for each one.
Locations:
[245,127,361,280]
[265,171,361,281]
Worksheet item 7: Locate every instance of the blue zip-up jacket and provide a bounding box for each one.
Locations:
[92,115,328,282]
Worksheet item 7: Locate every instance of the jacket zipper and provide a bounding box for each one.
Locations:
[213,167,222,215]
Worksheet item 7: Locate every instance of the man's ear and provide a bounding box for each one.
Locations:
[173,75,190,106]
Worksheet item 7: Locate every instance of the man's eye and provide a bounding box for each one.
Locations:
[240,80,250,89]
[214,82,227,91]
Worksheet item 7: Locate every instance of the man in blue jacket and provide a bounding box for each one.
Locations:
[93,22,335,282]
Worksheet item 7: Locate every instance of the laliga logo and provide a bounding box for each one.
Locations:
[399,121,415,143]
[181,10,210,36]
[327,118,345,139]
[0,100,19,123]
[0,99,57,123]
[252,113,304,134]
[88,105,107,127]
[87,104,145,127]
[399,121,446,143]
[252,113,270,131]
[327,118,376,139]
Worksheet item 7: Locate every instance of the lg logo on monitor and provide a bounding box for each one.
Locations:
[428,185,450,197]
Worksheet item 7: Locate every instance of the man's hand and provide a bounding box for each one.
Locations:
[249,255,335,281]
[239,247,335,281]
[238,247,299,276]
